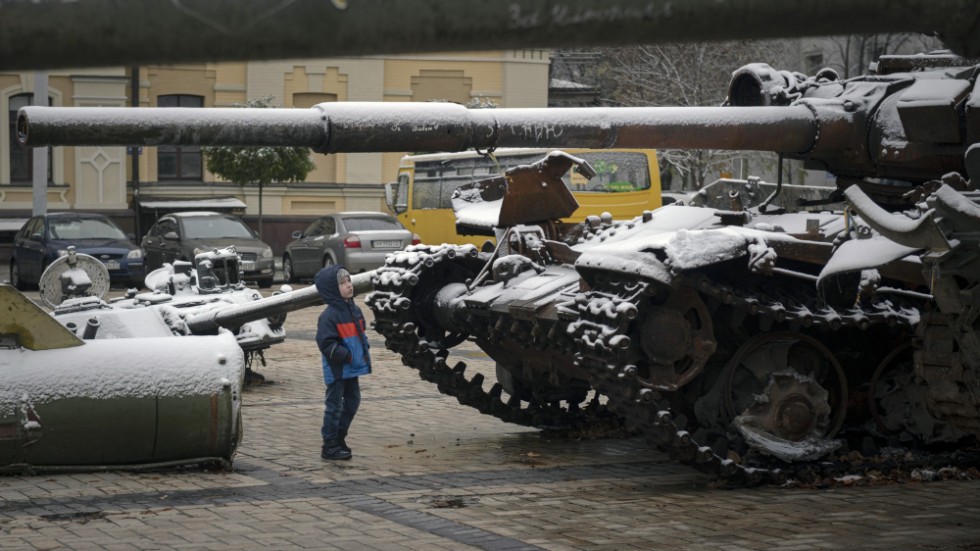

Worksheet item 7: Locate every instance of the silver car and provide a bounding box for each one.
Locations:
[282,212,418,280]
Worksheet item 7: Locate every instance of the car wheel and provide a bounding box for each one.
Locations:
[257,277,274,289]
[10,261,27,290]
[322,255,334,268]
[282,255,297,283]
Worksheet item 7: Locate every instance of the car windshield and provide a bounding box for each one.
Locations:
[343,217,402,232]
[48,217,127,240]
[181,216,254,239]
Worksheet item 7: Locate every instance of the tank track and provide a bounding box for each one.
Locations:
[366,244,618,431]
[367,244,979,485]
[570,270,980,485]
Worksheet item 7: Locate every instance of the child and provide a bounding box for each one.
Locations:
[315,264,371,460]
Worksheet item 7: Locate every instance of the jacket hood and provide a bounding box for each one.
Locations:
[315,264,349,308]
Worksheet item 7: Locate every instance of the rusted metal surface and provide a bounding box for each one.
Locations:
[0,285,83,351]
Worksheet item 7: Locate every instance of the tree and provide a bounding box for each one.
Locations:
[202,96,316,237]
[821,33,944,79]
[579,41,796,190]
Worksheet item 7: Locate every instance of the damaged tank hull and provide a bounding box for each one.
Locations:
[366,184,950,483]
[0,285,244,473]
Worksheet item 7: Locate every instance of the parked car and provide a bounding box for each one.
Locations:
[9,212,144,289]
[141,211,275,288]
[282,211,419,281]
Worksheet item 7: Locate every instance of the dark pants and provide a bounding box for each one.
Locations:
[321,377,361,443]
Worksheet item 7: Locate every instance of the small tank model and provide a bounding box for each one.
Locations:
[16,50,980,482]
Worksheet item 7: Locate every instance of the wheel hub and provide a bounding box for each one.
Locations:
[637,287,716,391]
[772,394,816,441]
[733,370,841,462]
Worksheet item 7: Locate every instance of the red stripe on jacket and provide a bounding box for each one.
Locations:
[336,320,364,339]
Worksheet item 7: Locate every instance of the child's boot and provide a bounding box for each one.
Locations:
[338,429,351,453]
[321,439,352,460]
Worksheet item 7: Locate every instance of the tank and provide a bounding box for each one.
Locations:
[15,51,980,483]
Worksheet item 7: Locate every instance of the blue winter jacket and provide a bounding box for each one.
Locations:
[315,265,371,384]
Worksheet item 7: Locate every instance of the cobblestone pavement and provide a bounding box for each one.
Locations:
[3,285,980,550]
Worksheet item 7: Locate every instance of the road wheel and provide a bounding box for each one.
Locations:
[322,255,334,268]
[283,255,297,283]
[258,277,274,289]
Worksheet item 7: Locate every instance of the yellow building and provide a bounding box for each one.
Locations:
[0,50,550,252]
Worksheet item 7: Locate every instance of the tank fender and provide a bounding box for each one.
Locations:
[575,245,673,286]
[844,185,949,250]
[574,226,781,283]
[817,235,921,287]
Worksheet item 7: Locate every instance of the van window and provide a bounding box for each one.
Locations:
[393,148,661,247]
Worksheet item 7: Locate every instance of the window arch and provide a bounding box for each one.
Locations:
[157,94,203,180]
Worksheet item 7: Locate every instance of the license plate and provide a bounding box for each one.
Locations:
[103,260,120,270]
[241,261,255,271]
[372,240,402,249]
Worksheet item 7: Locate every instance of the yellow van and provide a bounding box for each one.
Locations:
[386,148,662,248]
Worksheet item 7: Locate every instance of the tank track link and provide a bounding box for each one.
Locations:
[366,244,617,431]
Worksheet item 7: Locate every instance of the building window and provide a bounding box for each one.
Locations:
[157,94,203,180]
[8,93,52,183]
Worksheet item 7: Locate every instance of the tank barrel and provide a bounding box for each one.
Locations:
[18,103,818,156]
[185,271,375,333]
[1,0,978,71]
